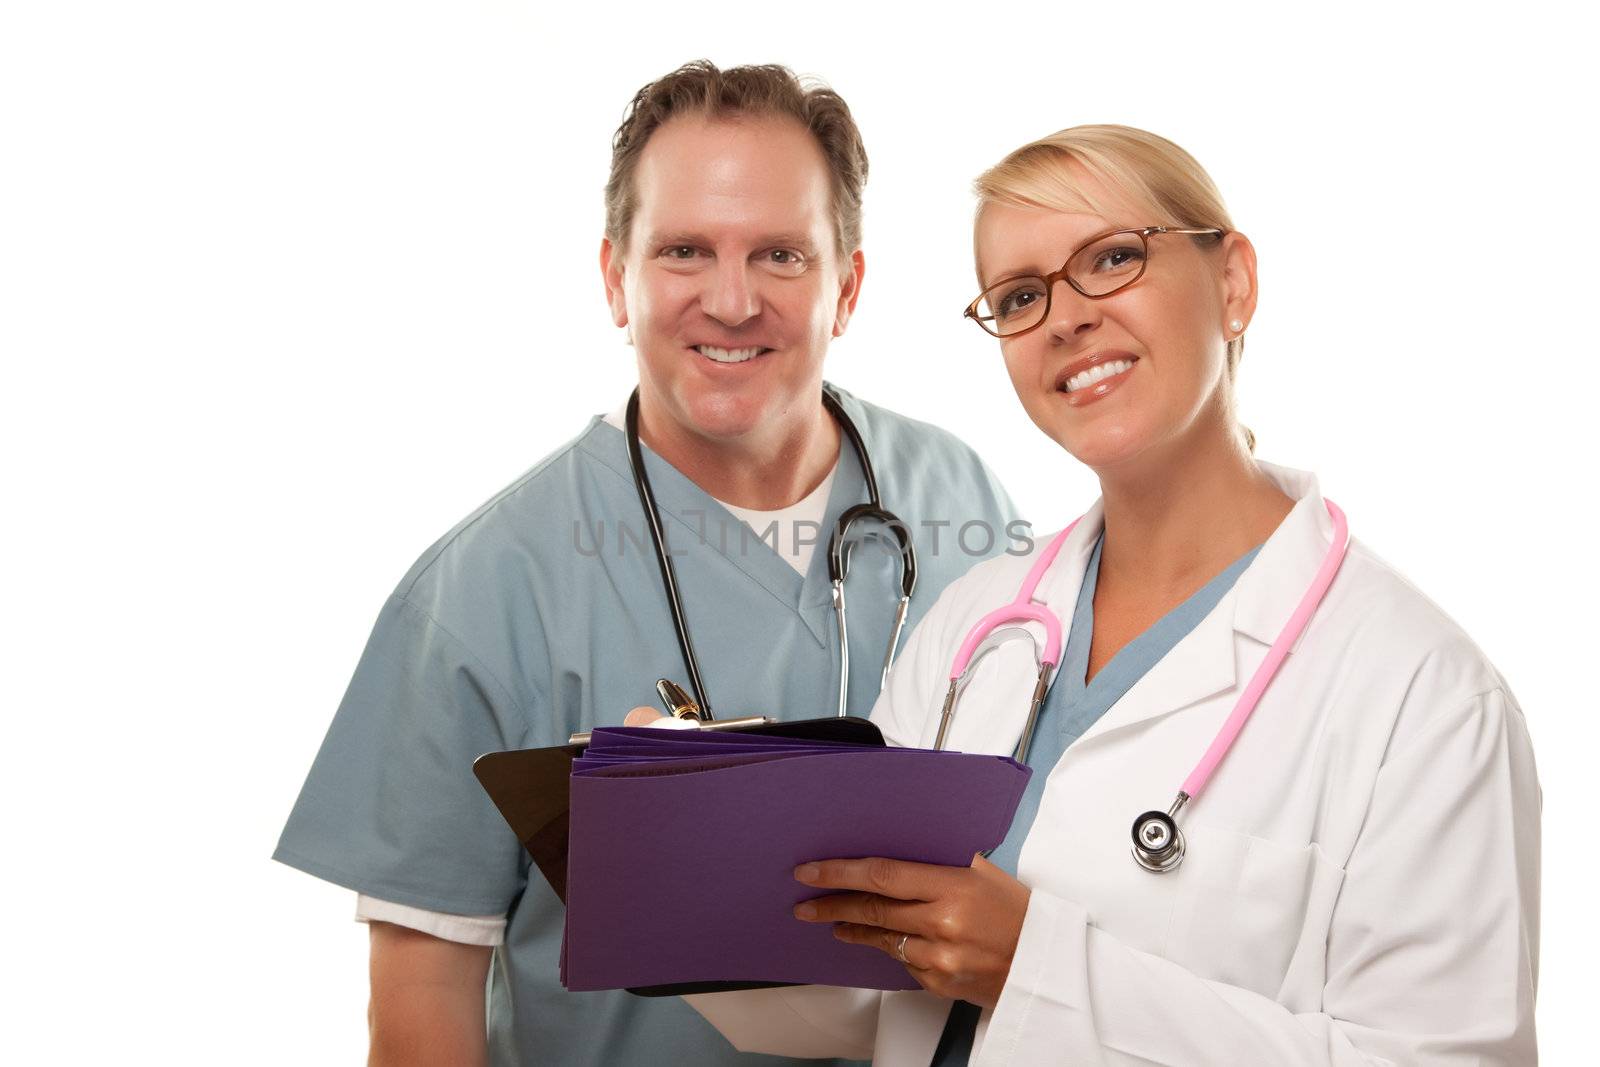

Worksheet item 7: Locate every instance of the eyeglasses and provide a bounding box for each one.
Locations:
[964,226,1225,339]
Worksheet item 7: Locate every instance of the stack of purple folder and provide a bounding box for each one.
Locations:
[561,726,1030,993]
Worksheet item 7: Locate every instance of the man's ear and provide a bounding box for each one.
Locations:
[831,249,866,337]
[600,237,629,328]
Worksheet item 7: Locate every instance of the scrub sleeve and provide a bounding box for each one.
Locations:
[274,593,529,917]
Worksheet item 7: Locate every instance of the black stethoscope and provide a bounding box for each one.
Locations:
[624,386,918,720]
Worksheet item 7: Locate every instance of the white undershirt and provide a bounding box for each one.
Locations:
[355,401,840,944]
[599,402,837,576]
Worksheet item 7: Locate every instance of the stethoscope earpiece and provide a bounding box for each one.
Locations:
[1130,809,1186,873]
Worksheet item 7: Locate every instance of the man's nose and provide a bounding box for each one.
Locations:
[700,260,761,327]
[1043,277,1102,342]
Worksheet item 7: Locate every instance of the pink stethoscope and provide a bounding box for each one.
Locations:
[931,501,1350,873]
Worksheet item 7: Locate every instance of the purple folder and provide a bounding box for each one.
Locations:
[562,727,1030,993]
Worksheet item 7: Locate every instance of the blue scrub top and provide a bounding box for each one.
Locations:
[933,533,1263,1066]
[274,385,1019,1067]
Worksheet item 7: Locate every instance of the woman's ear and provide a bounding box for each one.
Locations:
[1219,232,1258,337]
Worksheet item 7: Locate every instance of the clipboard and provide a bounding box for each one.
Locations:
[473,715,886,997]
[475,717,1028,996]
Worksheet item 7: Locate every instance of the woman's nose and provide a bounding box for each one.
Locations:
[1043,277,1102,342]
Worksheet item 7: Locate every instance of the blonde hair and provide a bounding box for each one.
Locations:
[974,125,1254,449]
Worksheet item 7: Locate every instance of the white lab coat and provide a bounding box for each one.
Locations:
[688,464,1540,1065]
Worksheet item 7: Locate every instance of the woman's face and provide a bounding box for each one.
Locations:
[974,186,1255,476]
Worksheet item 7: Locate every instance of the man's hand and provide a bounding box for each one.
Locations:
[623,706,666,726]
[791,854,1030,1010]
[368,922,491,1067]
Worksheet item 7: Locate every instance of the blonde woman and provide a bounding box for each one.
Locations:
[678,126,1540,1065]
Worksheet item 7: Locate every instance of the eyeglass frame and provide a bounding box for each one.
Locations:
[963,226,1227,339]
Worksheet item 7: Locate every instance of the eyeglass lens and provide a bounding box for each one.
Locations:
[975,231,1149,337]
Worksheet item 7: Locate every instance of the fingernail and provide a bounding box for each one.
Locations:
[793,901,816,920]
[794,863,820,883]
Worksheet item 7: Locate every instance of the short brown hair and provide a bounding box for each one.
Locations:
[604,60,868,256]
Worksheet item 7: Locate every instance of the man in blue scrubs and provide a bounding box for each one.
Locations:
[275,61,1019,1065]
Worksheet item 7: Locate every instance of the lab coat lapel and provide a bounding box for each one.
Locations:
[1230,464,1337,653]
[1074,591,1239,744]
[940,507,1103,757]
[1074,463,1333,745]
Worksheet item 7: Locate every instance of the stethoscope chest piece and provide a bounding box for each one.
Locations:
[1131,806,1186,874]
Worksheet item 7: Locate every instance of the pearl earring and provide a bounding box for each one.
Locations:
[1228,319,1244,334]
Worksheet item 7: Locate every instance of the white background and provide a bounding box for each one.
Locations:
[3,1,1593,1061]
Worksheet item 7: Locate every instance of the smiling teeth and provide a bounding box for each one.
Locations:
[697,345,765,363]
[1064,359,1134,392]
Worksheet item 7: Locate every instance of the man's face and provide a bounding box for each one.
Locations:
[601,115,864,447]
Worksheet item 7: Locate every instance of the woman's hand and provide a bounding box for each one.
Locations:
[792,854,1030,1009]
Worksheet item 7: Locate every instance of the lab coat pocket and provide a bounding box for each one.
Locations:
[1161,822,1346,1002]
